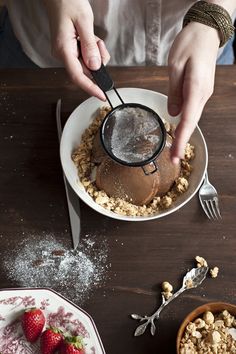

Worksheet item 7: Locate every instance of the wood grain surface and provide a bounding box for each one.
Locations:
[0,66,236,353]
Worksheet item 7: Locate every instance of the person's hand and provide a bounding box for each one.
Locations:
[168,22,220,164]
[43,0,110,100]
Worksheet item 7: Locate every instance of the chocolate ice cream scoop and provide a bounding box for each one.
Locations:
[94,132,180,205]
[96,157,160,205]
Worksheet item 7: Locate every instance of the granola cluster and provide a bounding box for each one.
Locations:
[195,256,219,279]
[161,281,173,300]
[179,310,236,354]
[161,256,219,301]
[72,107,195,216]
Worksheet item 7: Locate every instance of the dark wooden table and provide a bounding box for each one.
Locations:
[0,66,236,353]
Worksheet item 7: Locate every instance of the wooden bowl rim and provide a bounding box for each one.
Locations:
[176,302,236,353]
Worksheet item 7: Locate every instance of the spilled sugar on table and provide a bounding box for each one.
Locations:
[0,66,236,354]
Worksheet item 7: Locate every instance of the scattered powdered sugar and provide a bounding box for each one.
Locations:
[1,233,110,304]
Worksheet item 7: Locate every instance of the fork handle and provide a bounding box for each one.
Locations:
[204,171,209,183]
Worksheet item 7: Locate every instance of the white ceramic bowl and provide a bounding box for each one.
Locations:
[60,88,208,221]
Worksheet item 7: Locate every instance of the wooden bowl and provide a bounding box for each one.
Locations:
[176,302,236,354]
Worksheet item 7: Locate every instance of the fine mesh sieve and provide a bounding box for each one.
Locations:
[100,103,166,169]
[81,42,166,174]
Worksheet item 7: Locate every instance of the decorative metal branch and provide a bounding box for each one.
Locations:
[131,266,208,336]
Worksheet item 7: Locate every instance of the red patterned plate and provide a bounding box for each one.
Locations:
[0,287,106,354]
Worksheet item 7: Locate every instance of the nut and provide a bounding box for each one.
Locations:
[185,279,193,289]
[203,311,214,325]
[176,177,189,194]
[162,281,173,292]
[207,330,221,344]
[194,318,206,329]
[195,256,208,268]
[210,266,219,278]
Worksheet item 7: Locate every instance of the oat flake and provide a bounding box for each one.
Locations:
[1,234,109,304]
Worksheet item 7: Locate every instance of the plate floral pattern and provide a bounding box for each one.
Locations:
[0,288,105,354]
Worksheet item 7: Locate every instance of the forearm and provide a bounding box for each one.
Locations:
[206,0,236,14]
[169,0,235,161]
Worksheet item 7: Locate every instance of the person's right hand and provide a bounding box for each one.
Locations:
[43,0,110,100]
[167,21,220,164]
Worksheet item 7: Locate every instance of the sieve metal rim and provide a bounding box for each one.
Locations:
[100,103,167,167]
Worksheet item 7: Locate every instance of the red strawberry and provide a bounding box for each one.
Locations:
[21,308,45,343]
[59,336,85,354]
[40,327,63,354]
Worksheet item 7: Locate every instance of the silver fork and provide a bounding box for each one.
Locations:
[199,171,222,220]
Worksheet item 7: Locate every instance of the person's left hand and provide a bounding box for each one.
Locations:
[168,21,220,164]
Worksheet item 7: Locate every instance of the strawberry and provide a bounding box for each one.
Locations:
[21,308,45,343]
[59,336,85,354]
[40,327,64,354]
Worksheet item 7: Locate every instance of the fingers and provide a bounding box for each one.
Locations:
[52,23,107,99]
[77,38,110,76]
[170,59,214,164]
[45,1,110,99]
[74,16,101,70]
[167,60,184,117]
[56,37,109,100]
[97,39,110,66]
[60,40,106,100]
[171,106,203,164]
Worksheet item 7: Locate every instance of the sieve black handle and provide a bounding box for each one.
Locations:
[77,40,114,92]
[91,64,114,92]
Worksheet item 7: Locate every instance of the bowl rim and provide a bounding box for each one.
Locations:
[60,87,208,221]
[176,301,236,353]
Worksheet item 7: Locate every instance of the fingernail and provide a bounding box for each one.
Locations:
[172,156,180,165]
[95,88,106,101]
[100,93,106,101]
[88,56,100,70]
[169,104,180,116]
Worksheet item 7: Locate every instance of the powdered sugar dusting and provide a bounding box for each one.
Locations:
[108,106,162,163]
[1,234,109,304]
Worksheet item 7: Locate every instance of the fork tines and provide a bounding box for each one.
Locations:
[201,197,222,220]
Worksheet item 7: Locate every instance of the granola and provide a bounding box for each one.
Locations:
[195,256,208,268]
[210,267,219,279]
[179,310,236,354]
[195,256,219,279]
[72,107,195,216]
[162,281,173,300]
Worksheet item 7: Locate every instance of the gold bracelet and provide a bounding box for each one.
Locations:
[183,1,235,47]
